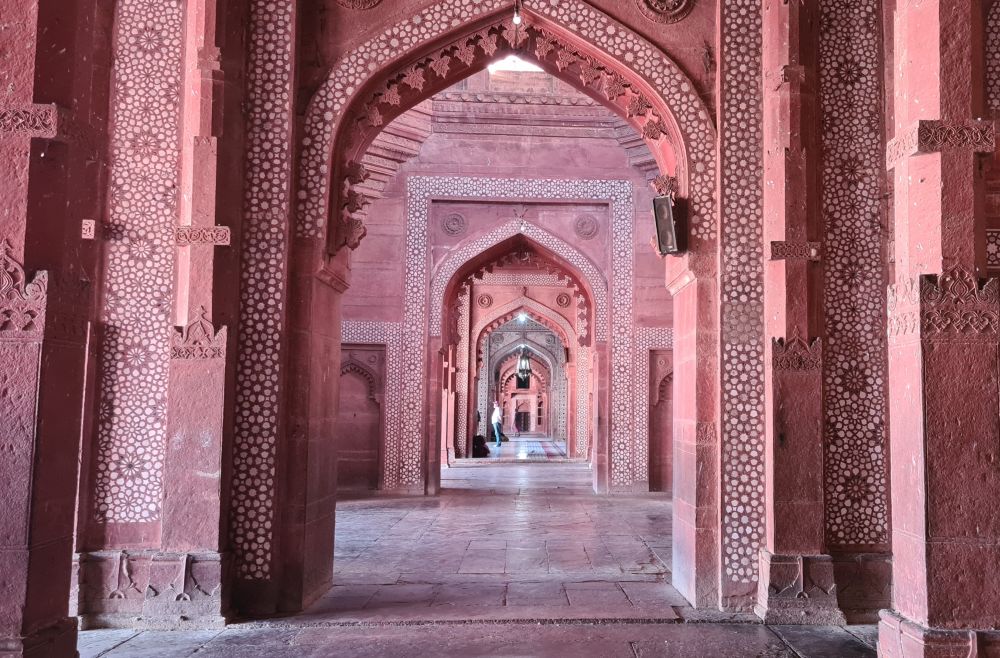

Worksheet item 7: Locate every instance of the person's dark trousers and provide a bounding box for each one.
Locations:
[493,421,502,447]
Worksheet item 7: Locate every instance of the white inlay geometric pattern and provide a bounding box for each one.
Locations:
[408,176,636,488]
[94,0,184,523]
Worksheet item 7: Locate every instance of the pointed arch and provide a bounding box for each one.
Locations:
[431,220,606,342]
[472,297,576,364]
[340,360,381,403]
[297,0,718,248]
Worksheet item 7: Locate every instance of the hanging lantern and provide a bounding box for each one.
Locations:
[517,346,532,379]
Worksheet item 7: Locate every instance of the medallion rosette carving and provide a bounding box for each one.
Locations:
[635,0,695,24]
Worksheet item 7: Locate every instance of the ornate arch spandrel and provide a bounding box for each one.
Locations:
[297,0,717,250]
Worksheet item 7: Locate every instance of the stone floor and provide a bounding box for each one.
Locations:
[456,436,570,463]
[78,463,879,657]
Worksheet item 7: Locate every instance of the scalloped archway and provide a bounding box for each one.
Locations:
[432,221,606,344]
[296,0,718,248]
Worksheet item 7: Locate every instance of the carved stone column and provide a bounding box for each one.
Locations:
[881,1,1000,654]
[756,0,844,624]
[0,246,78,656]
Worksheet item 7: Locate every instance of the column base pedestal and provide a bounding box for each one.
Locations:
[76,551,229,631]
[879,609,1000,658]
[754,550,846,625]
[0,618,77,658]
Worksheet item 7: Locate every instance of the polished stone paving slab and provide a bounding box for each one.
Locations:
[78,463,877,656]
[80,622,877,657]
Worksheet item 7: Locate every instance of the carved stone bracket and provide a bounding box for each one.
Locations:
[171,306,227,359]
[0,240,48,338]
[772,335,822,371]
[886,119,995,169]
[0,104,59,138]
[651,174,678,198]
[175,226,231,246]
[770,241,822,261]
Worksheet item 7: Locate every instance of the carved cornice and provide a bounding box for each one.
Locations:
[433,90,597,107]
[175,226,231,247]
[772,336,822,371]
[770,241,822,261]
[0,240,48,338]
[886,119,995,169]
[171,306,227,359]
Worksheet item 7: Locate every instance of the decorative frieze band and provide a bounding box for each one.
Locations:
[76,550,226,626]
[171,307,227,359]
[772,336,822,371]
[885,119,995,169]
[0,104,59,138]
[770,241,822,261]
[175,226,231,246]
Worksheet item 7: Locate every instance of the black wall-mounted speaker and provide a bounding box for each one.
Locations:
[653,195,685,255]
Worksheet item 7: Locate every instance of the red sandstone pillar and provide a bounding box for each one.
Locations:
[668,261,720,608]
[755,0,844,624]
[881,1,1000,654]
[0,0,110,653]
[591,343,611,493]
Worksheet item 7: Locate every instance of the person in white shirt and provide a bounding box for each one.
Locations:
[491,401,503,448]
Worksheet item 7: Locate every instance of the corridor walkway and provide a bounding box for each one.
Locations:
[78,463,878,657]
[465,436,569,462]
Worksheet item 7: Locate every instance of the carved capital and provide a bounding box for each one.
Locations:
[772,336,822,371]
[919,266,1000,339]
[171,307,226,359]
[0,241,48,338]
[886,119,995,169]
